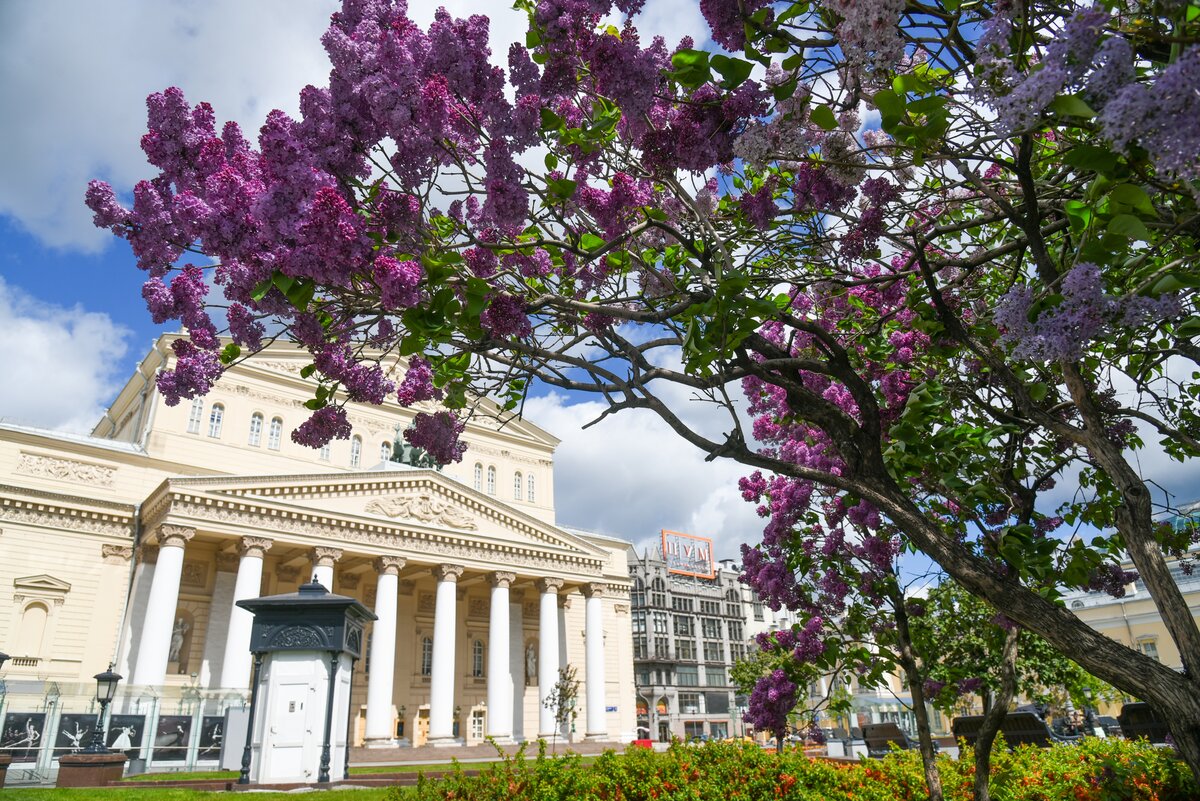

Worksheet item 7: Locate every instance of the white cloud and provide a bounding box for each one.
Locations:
[0,0,333,251]
[526,386,767,563]
[0,278,131,433]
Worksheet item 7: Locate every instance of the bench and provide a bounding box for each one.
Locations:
[951,712,1081,749]
[1118,702,1171,744]
[861,722,920,758]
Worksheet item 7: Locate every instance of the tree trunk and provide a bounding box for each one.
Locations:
[972,627,1019,801]
[893,592,944,801]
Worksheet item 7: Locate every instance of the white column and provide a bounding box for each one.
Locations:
[428,563,464,746]
[364,556,405,748]
[583,583,609,740]
[310,546,342,589]
[486,572,516,743]
[131,525,195,687]
[220,537,272,689]
[537,578,563,737]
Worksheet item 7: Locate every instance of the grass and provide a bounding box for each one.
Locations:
[119,754,603,781]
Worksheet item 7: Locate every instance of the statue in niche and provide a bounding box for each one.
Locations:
[525,641,537,686]
[169,617,190,663]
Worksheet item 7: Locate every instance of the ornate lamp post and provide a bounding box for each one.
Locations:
[83,666,123,754]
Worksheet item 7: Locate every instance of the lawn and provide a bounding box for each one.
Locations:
[0,790,403,801]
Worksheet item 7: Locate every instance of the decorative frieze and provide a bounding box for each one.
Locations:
[0,496,133,538]
[364,493,478,530]
[339,572,362,590]
[181,560,208,588]
[16,453,116,487]
[275,564,301,582]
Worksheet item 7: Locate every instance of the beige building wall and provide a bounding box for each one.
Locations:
[0,335,634,750]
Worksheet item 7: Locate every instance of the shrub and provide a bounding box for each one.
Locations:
[392,738,1197,801]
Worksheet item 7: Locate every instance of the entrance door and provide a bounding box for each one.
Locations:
[658,721,670,742]
[415,709,430,747]
[267,680,316,780]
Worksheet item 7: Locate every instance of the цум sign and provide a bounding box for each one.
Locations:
[661,529,715,579]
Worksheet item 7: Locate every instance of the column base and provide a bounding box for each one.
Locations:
[484,734,516,745]
[428,736,465,748]
[363,737,399,749]
[584,732,610,741]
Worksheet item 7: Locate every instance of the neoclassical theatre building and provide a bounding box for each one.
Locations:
[0,335,636,767]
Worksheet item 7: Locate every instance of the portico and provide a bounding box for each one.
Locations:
[118,469,631,747]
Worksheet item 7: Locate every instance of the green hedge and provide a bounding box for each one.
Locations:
[396,737,1196,801]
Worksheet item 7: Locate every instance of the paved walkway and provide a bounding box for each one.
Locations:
[351,739,628,766]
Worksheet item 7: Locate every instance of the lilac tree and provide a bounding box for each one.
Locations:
[88,0,1200,780]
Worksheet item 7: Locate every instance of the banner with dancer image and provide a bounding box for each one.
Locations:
[0,712,46,763]
[54,713,98,755]
[106,715,145,757]
[152,715,192,761]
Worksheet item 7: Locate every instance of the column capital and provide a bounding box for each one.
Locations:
[239,536,273,559]
[312,546,343,568]
[155,524,195,549]
[374,556,407,576]
[488,571,516,589]
[433,563,464,582]
[582,582,608,599]
[535,577,564,593]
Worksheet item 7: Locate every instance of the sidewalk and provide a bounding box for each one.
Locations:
[351,739,628,767]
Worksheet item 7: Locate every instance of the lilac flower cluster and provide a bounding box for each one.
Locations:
[291,405,353,448]
[995,263,1179,362]
[1084,563,1138,598]
[822,0,906,79]
[396,356,441,406]
[404,411,468,464]
[743,668,797,742]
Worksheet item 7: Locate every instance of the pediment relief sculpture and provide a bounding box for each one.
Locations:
[364,492,478,530]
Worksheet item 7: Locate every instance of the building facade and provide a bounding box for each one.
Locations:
[628,548,754,742]
[0,337,635,776]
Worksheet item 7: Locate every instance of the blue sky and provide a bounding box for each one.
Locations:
[0,0,771,560]
[1,1,1196,564]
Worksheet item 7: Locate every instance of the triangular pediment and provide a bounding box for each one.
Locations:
[157,470,606,561]
[14,575,71,594]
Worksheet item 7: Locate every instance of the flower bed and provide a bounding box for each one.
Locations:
[397,738,1197,801]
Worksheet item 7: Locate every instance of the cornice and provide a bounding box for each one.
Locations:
[142,488,604,577]
[0,485,136,538]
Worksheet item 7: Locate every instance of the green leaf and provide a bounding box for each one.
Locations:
[1187,4,1199,22]
[250,277,273,303]
[547,178,577,200]
[540,107,562,132]
[303,398,325,411]
[299,364,317,379]
[710,54,753,89]
[1064,145,1120,174]
[1174,316,1200,337]
[544,153,559,171]
[1050,94,1096,118]
[670,48,711,88]
[809,104,838,131]
[1108,213,1151,241]
[219,342,241,366]
[580,232,605,251]
[1108,184,1156,216]
[872,90,905,129]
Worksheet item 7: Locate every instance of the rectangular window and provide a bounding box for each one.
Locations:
[700,600,720,616]
[632,611,646,634]
[654,637,670,658]
[653,612,669,635]
[705,691,730,714]
[703,641,724,662]
[679,692,701,713]
[421,637,433,676]
[727,621,743,641]
[248,414,263,446]
[701,618,722,639]
[673,615,694,637]
[1138,639,1160,661]
[684,721,705,740]
[677,666,699,687]
[208,404,224,438]
[268,417,283,450]
[706,668,726,686]
[187,399,204,434]
[729,643,747,662]
[636,669,651,686]
[672,597,693,613]
[470,710,485,740]
[676,639,696,660]
[634,636,648,660]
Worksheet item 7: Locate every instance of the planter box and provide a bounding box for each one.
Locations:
[56,753,128,787]
[0,753,11,788]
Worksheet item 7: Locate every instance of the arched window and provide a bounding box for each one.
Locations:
[380,441,393,462]
[631,578,646,607]
[486,466,496,495]
[187,398,204,434]
[421,637,433,675]
[208,403,224,438]
[319,442,331,462]
[513,472,522,500]
[650,577,666,607]
[268,417,283,450]
[350,435,362,468]
[15,602,49,658]
[472,639,485,677]
[248,413,263,446]
[527,473,535,502]
[474,463,483,491]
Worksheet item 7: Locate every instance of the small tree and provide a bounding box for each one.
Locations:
[542,664,579,753]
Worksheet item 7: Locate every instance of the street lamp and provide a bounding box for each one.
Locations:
[0,651,9,671]
[83,665,123,754]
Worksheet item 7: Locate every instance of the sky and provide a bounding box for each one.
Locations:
[1,1,1196,567]
[0,0,770,560]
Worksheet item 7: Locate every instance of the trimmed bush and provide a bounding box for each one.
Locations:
[395,737,1197,801]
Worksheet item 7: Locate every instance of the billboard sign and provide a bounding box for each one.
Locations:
[661,529,715,578]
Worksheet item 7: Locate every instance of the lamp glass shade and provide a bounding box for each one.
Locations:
[94,668,123,703]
